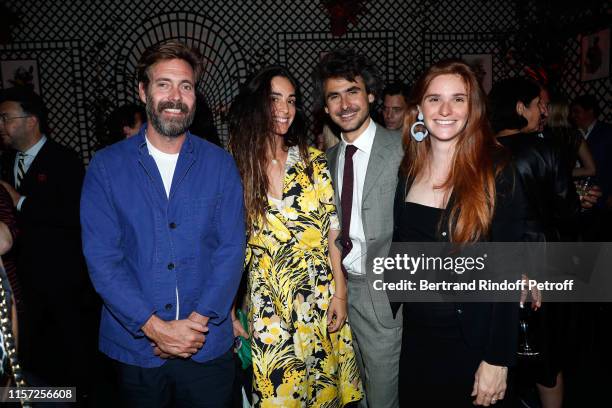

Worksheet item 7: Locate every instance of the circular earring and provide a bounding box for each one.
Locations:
[410,111,429,142]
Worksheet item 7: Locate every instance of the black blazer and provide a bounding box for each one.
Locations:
[392,162,533,367]
[1,138,85,289]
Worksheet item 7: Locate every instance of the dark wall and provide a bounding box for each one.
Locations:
[0,0,609,161]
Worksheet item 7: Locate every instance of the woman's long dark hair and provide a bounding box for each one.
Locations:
[228,66,311,235]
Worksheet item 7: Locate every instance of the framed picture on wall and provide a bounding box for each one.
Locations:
[0,59,41,94]
[581,28,610,81]
[462,54,492,93]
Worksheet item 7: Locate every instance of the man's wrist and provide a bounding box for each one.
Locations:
[142,314,163,340]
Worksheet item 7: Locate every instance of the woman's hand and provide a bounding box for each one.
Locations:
[233,318,249,339]
[232,310,249,339]
[471,361,508,406]
[520,274,542,310]
[327,293,347,333]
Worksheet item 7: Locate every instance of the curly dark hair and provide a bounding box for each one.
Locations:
[312,48,382,111]
[228,66,311,235]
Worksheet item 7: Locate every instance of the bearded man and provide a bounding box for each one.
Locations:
[80,40,245,407]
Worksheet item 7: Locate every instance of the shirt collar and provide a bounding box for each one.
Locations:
[340,118,376,155]
[583,120,597,138]
[138,126,194,155]
[21,134,47,158]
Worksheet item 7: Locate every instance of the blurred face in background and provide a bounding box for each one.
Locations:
[383,94,408,130]
[517,95,543,133]
[538,88,550,132]
[570,104,595,131]
[0,101,35,151]
[123,112,144,138]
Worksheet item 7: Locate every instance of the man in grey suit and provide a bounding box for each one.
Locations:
[314,49,403,408]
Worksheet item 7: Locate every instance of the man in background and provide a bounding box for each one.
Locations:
[105,103,146,143]
[571,94,612,210]
[381,81,410,132]
[0,87,91,391]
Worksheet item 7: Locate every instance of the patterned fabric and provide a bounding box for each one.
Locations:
[0,265,11,378]
[15,153,26,188]
[246,146,363,407]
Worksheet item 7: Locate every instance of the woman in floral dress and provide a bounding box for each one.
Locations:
[229,66,362,407]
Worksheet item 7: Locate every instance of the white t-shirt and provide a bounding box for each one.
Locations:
[146,137,179,198]
[145,137,180,319]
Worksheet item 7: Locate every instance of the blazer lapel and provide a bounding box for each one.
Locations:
[327,144,342,220]
[362,128,389,204]
[19,141,50,193]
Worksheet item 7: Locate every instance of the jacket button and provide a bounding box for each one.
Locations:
[457,308,463,314]
[165,303,173,310]
[169,222,177,229]
[442,232,447,237]
[167,263,175,270]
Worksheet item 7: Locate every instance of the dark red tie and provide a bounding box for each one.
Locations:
[340,145,358,278]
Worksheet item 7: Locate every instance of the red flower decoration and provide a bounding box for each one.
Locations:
[321,0,367,37]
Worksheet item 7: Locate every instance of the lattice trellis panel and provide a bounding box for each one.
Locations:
[278,31,396,118]
[560,35,612,120]
[115,12,248,145]
[0,41,90,160]
[1,0,609,163]
[423,32,522,86]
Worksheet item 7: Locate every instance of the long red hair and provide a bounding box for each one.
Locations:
[399,60,503,242]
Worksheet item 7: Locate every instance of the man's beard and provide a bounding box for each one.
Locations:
[146,94,195,138]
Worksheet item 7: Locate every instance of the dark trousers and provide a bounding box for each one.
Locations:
[116,349,235,408]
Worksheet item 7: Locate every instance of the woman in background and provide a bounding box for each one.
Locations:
[395,60,529,406]
[489,78,581,408]
[229,66,362,407]
[546,94,596,178]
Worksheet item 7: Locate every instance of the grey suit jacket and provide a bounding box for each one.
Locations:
[326,123,404,328]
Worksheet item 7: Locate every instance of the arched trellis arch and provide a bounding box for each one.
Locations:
[115,12,248,145]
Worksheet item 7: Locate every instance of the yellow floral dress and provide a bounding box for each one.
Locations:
[246,146,363,408]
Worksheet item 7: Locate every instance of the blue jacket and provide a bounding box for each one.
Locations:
[81,130,245,367]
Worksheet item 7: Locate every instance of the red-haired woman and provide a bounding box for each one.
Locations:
[394,60,531,406]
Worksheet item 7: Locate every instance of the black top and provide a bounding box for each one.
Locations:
[393,162,535,367]
[396,201,441,242]
[542,126,582,175]
[397,201,457,326]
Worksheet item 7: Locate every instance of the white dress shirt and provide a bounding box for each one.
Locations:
[336,119,376,275]
[581,120,597,140]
